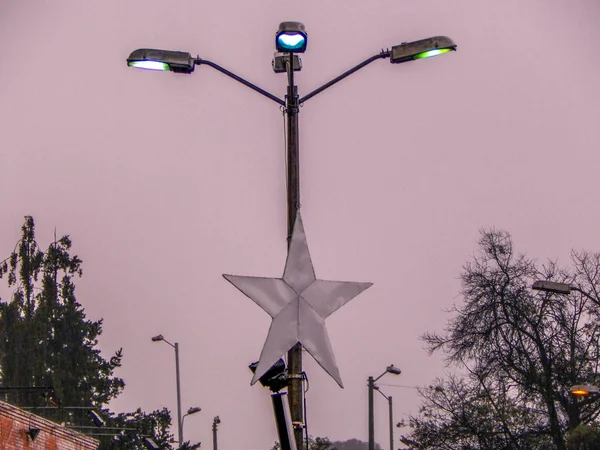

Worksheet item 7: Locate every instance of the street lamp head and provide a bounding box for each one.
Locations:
[151,334,164,342]
[570,384,600,396]
[213,415,221,424]
[390,36,456,64]
[386,364,401,375]
[187,406,201,415]
[127,48,196,74]
[532,280,572,295]
[276,22,307,53]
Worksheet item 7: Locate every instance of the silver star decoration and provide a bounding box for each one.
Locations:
[223,213,372,388]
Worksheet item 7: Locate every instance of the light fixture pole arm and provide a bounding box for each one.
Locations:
[195,59,285,106]
[572,286,600,307]
[374,369,389,383]
[299,51,390,105]
[174,343,183,448]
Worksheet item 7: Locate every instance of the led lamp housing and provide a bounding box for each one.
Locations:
[127,48,196,74]
[276,22,307,53]
[390,36,456,64]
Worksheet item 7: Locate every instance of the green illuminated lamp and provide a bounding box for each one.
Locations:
[276,22,307,53]
[390,36,456,64]
[127,48,196,74]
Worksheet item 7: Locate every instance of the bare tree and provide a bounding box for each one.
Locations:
[401,229,600,449]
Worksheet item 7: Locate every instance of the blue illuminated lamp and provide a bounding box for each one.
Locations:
[276,22,307,53]
[127,48,196,74]
[390,36,456,64]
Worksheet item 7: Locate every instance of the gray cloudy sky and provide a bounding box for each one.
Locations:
[2,1,600,449]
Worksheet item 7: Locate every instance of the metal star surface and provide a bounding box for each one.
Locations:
[223,213,372,388]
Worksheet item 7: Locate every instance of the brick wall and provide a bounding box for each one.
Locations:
[0,400,98,449]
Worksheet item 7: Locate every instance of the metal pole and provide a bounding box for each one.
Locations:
[285,52,300,242]
[212,419,218,450]
[368,376,374,450]
[388,396,393,450]
[174,343,183,447]
[285,52,304,450]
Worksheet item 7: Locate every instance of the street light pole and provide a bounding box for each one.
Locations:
[152,335,184,447]
[388,395,393,450]
[368,376,375,450]
[374,387,394,450]
[174,342,183,447]
[285,50,304,450]
[128,31,455,450]
[369,365,401,450]
[212,416,221,450]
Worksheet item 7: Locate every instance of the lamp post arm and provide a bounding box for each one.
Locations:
[299,50,390,105]
[571,286,600,307]
[162,338,176,349]
[374,387,389,401]
[374,370,389,383]
[195,59,285,106]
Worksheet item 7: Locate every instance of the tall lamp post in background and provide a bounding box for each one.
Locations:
[368,365,401,450]
[374,386,394,450]
[129,26,455,450]
[152,334,188,447]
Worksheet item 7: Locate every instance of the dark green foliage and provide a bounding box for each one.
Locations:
[0,217,200,448]
[400,229,600,450]
[0,216,124,423]
[567,423,600,450]
[99,407,200,450]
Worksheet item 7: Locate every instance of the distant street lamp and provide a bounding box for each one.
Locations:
[368,365,401,450]
[212,416,221,450]
[532,281,600,306]
[532,281,575,295]
[374,386,394,450]
[570,385,600,396]
[129,25,455,450]
[151,334,185,447]
[181,406,201,441]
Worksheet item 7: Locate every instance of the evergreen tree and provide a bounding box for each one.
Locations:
[0,216,200,448]
[0,216,124,423]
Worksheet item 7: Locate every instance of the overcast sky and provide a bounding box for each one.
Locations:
[2,1,600,449]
